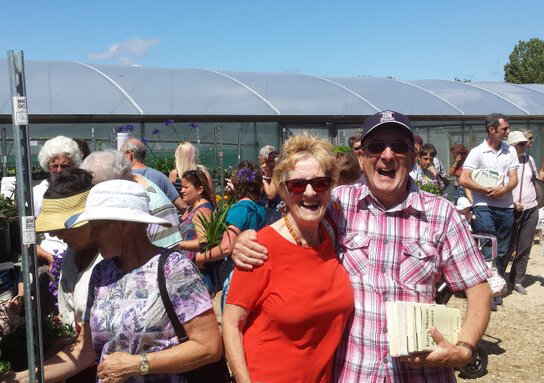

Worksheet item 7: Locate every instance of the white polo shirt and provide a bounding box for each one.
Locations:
[463,140,519,208]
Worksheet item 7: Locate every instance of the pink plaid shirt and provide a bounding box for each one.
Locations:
[329,180,491,383]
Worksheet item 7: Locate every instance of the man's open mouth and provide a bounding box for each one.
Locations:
[377,169,396,178]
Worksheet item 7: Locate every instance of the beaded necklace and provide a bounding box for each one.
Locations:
[283,214,303,246]
[283,214,324,247]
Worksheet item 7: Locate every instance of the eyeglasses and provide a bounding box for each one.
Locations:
[363,141,412,155]
[48,163,71,171]
[528,136,534,141]
[284,177,332,194]
[352,145,362,151]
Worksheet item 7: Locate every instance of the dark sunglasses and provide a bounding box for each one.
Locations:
[363,141,412,155]
[284,177,332,194]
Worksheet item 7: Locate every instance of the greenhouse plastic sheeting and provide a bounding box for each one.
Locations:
[1,60,544,116]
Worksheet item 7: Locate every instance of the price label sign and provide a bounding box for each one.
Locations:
[12,96,29,125]
[21,216,36,245]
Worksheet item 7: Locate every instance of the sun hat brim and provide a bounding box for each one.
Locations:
[65,207,172,229]
[35,190,90,233]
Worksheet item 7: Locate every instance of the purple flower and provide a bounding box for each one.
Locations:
[116,125,126,133]
[126,124,134,132]
[151,128,161,135]
[141,137,149,144]
[48,250,65,307]
[237,168,256,182]
[189,122,199,129]
[164,119,174,126]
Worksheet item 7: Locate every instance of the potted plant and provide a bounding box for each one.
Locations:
[0,195,17,258]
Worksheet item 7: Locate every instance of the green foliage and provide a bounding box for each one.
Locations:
[0,350,10,376]
[144,156,175,177]
[0,314,75,373]
[0,196,17,228]
[504,38,544,83]
[333,145,351,154]
[417,181,442,196]
[196,203,230,252]
[6,166,48,179]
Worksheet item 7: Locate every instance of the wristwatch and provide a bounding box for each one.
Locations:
[139,352,151,375]
[456,341,476,359]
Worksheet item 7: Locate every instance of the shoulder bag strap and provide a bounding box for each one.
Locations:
[527,155,538,180]
[158,250,189,343]
[518,157,525,203]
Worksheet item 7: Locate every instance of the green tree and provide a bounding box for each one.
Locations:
[504,38,544,83]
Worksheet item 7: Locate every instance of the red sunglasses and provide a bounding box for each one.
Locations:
[284,177,332,194]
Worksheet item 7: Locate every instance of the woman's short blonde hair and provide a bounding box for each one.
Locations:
[272,134,337,200]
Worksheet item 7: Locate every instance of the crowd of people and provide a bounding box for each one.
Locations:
[0,110,541,382]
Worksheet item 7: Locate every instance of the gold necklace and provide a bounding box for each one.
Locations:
[283,215,303,246]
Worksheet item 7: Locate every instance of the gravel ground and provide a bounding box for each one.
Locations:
[451,243,544,382]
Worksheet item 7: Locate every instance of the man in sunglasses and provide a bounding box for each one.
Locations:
[233,111,492,382]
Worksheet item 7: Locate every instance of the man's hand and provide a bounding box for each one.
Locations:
[486,186,508,199]
[400,327,473,368]
[428,165,438,177]
[97,352,139,383]
[232,230,268,271]
[514,201,523,211]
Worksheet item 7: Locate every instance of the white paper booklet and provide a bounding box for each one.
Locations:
[385,301,461,357]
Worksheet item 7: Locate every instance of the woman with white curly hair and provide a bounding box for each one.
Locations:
[34,136,82,214]
[34,136,82,312]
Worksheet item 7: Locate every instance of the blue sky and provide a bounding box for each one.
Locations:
[2,0,543,81]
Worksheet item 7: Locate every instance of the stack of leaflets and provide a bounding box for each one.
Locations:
[385,302,461,357]
[471,169,504,188]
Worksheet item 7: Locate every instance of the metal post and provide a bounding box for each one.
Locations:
[237,125,242,162]
[212,126,217,176]
[7,50,44,383]
[91,127,97,151]
[1,127,7,178]
[217,125,225,198]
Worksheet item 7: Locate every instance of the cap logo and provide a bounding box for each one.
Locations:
[379,111,395,123]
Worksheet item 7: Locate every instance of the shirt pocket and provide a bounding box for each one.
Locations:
[339,234,369,276]
[399,241,438,287]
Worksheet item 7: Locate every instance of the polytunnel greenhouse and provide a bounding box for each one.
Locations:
[1,60,544,171]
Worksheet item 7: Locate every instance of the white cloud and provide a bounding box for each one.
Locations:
[88,37,159,65]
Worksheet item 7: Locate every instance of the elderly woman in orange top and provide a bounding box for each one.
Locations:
[222,134,354,383]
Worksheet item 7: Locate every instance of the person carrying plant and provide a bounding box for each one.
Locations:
[410,143,447,196]
[195,161,266,309]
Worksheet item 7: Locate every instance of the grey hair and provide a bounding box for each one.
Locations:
[259,145,277,159]
[522,129,533,136]
[38,136,82,172]
[81,150,132,184]
[120,138,147,162]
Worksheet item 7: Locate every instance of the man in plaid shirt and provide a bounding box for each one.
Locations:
[233,111,492,382]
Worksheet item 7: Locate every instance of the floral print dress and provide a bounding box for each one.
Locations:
[85,251,212,383]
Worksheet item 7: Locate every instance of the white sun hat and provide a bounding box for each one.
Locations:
[66,179,172,228]
[507,131,529,146]
[456,197,472,211]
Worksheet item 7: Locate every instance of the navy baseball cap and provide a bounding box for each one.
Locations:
[361,110,414,143]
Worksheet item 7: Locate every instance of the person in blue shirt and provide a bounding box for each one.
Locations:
[196,161,266,308]
[121,137,186,212]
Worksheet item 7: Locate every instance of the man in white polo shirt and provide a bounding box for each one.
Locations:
[459,113,519,281]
